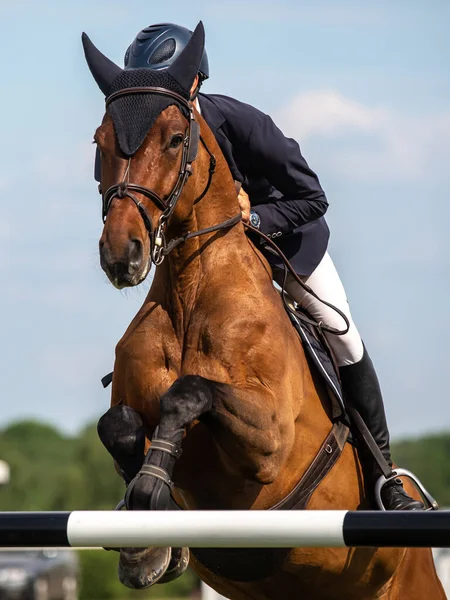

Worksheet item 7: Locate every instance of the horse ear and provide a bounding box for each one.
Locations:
[82,32,123,96]
[167,21,205,92]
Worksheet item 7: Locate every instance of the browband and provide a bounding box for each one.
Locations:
[106,87,191,111]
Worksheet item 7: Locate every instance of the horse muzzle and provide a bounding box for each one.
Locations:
[100,238,151,288]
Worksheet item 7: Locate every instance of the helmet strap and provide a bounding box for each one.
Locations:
[189,80,203,101]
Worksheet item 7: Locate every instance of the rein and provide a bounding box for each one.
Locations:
[245,223,350,337]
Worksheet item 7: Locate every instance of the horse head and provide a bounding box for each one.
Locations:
[83,23,210,289]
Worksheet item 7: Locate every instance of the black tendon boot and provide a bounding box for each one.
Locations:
[339,347,424,511]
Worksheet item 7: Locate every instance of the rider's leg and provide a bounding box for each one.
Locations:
[273,252,423,511]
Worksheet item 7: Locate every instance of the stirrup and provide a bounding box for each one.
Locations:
[114,499,126,511]
[374,468,439,511]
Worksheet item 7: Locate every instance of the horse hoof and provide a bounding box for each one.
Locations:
[118,547,172,589]
[157,547,190,584]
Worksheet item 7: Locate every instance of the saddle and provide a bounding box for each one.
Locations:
[281,290,438,511]
[282,291,346,421]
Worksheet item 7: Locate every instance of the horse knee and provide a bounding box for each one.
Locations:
[252,463,280,485]
[240,438,283,484]
[159,375,217,432]
[97,404,146,483]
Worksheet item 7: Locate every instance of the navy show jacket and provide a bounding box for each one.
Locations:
[198,93,330,277]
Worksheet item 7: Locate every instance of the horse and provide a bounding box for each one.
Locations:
[82,22,446,600]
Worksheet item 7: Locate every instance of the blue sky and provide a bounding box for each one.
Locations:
[1,0,449,439]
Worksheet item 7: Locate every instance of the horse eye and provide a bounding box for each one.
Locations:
[169,134,184,149]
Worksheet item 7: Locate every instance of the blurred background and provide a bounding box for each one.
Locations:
[1,0,450,597]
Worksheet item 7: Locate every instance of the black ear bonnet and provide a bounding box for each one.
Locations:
[107,69,189,156]
[82,22,205,157]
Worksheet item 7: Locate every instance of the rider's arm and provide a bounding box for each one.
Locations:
[247,114,328,235]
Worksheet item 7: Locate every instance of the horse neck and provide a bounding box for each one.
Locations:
[156,121,250,335]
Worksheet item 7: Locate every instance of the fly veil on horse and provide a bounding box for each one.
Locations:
[82,22,445,600]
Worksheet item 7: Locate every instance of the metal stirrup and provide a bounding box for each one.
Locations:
[374,468,439,511]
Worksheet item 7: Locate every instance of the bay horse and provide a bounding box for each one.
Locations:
[82,22,445,600]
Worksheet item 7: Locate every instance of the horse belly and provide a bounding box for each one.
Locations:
[190,548,391,600]
[192,546,407,600]
[188,443,404,600]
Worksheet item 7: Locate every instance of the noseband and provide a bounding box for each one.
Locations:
[101,87,239,265]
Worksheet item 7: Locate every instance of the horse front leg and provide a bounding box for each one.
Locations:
[110,375,216,591]
[114,373,288,590]
[127,372,289,512]
[125,375,217,511]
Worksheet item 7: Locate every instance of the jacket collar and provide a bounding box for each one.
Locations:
[198,93,225,131]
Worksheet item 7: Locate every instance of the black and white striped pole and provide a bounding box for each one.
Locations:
[0,511,449,548]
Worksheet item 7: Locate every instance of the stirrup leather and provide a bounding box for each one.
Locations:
[374,468,439,511]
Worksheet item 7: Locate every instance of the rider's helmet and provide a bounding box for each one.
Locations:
[124,23,209,92]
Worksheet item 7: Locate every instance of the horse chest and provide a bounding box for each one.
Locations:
[113,315,183,416]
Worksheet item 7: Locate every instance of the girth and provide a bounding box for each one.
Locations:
[139,416,349,515]
[270,421,349,511]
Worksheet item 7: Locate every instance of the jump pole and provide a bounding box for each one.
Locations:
[0,510,449,549]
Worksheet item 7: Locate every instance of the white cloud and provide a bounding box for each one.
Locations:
[277,91,386,138]
[276,90,450,182]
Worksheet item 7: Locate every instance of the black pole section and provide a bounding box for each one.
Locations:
[0,512,70,547]
[344,511,450,548]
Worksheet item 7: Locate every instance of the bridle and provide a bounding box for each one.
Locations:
[101,86,241,265]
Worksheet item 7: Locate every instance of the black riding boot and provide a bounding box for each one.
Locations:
[339,347,424,510]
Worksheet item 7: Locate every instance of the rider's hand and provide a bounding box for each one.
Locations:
[238,188,251,223]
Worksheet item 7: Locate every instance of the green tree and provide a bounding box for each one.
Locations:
[392,433,450,506]
[62,423,125,511]
[0,421,77,510]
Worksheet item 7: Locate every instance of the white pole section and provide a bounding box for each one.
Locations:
[201,582,229,600]
[0,461,10,486]
[67,510,347,548]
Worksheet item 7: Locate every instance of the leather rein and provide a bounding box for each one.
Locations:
[101,86,241,266]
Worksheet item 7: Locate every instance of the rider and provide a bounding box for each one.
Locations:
[95,23,423,511]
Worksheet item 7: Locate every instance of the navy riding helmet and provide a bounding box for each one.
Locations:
[124,23,209,84]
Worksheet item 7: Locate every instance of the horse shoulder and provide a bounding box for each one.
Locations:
[111,296,181,423]
[178,292,307,485]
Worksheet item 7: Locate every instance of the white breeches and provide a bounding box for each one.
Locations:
[273,252,364,367]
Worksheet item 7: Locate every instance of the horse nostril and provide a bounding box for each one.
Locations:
[128,239,144,265]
